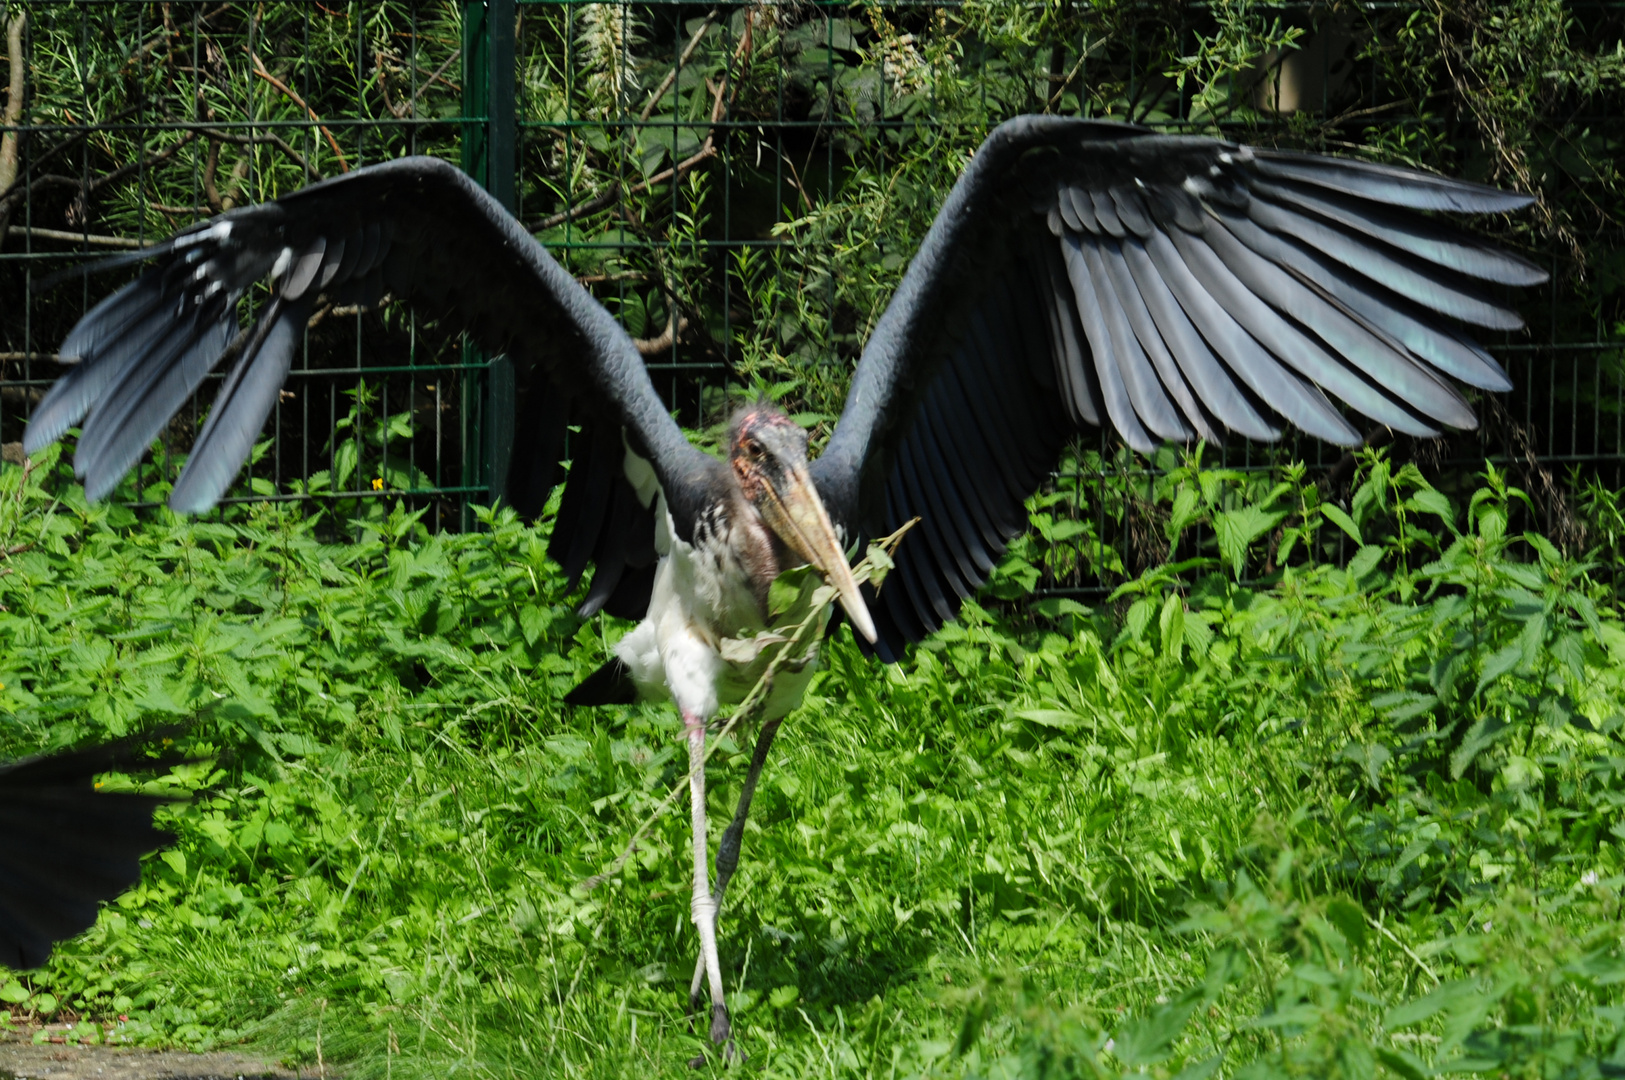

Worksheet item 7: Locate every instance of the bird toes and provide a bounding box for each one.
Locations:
[683,1004,742,1068]
[709,1002,732,1047]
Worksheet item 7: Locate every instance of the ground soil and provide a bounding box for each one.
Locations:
[0,1030,301,1080]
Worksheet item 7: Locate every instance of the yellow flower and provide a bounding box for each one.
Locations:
[372,478,384,491]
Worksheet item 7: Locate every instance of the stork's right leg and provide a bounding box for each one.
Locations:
[689,719,783,1010]
[685,710,732,1061]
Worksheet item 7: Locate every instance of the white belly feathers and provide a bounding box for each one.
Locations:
[611,462,826,725]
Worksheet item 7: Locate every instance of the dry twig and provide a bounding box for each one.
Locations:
[0,12,24,193]
[201,125,319,182]
[4,225,143,249]
[638,8,719,122]
[534,8,757,232]
[378,49,460,119]
[250,51,349,173]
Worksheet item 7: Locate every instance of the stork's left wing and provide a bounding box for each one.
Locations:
[0,733,186,969]
[811,115,1545,660]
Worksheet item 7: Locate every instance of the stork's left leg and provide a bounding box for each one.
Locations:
[689,718,783,1013]
[684,710,733,1059]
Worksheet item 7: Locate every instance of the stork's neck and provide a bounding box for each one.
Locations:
[723,489,789,614]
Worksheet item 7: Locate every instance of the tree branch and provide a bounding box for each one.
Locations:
[0,12,25,196]
[0,11,27,249]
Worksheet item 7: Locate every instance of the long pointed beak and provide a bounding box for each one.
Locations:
[758,462,878,644]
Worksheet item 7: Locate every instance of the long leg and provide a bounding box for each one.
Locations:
[685,711,732,1056]
[689,719,783,1011]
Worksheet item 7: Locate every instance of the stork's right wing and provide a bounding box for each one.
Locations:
[25,157,718,618]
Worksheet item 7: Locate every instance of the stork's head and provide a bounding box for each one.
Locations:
[729,405,877,644]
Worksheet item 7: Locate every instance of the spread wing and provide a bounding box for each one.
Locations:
[812,115,1544,660]
[0,734,185,969]
[24,157,719,618]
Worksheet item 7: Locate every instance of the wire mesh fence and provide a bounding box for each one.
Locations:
[1,2,1621,588]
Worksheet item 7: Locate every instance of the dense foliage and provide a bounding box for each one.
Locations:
[2,444,1625,1078]
[3,1,1622,555]
[2,2,1625,1078]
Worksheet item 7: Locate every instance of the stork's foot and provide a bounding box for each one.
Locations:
[686,1004,741,1068]
[711,1002,734,1048]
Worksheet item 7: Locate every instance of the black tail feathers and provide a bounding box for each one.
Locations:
[564,658,639,707]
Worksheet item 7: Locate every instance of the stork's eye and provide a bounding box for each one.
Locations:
[742,439,763,460]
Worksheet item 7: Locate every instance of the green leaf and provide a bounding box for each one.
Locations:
[1347,544,1384,580]
[1167,486,1203,542]
[1407,488,1455,525]
[1374,1047,1432,1080]
[1160,592,1185,661]
[519,605,550,647]
[1321,504,1363,545]
[1383,980,1480,1030]
[1214,503,1286,577]
[1450,714,1513,778]
[1012,709,1084,731]
[1326,896,1368,952]
[1113,988,1200,1066]
[1341,742,1392,789]
[1475,643,1524,695]
[334,440,359,491]
[0,981,28,1004]
[767,566,820,620]
[1126,597,1155,643]
[1173,1056,1222,1080]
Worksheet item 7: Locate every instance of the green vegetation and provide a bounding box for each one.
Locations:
[3,2,1625,1078]
[3,443,1625,1078]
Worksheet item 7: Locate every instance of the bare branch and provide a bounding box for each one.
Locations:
[250,51,349,173]
[4,225,144,249]
[638,8,719,122]
[635,314,690,357]
[202,135,225,213]
[85,129,196,194]
[201,125,319,182]
[379,49,460,120]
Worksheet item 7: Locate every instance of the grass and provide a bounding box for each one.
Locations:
[1,443,1623,1078]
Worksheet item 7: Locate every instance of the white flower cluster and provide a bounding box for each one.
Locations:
[578,3,641,117]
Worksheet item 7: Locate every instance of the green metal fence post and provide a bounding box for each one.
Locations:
[461,0,517,528]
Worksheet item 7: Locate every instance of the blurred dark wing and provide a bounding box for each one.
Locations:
[812,115,1544,660]
[0,734,186,969]
[24,157,714,617]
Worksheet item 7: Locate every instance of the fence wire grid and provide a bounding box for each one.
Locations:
[1,1,1622,592]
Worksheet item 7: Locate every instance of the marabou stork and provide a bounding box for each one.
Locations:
[22,115,1543,1054]
[0,734,183,969]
